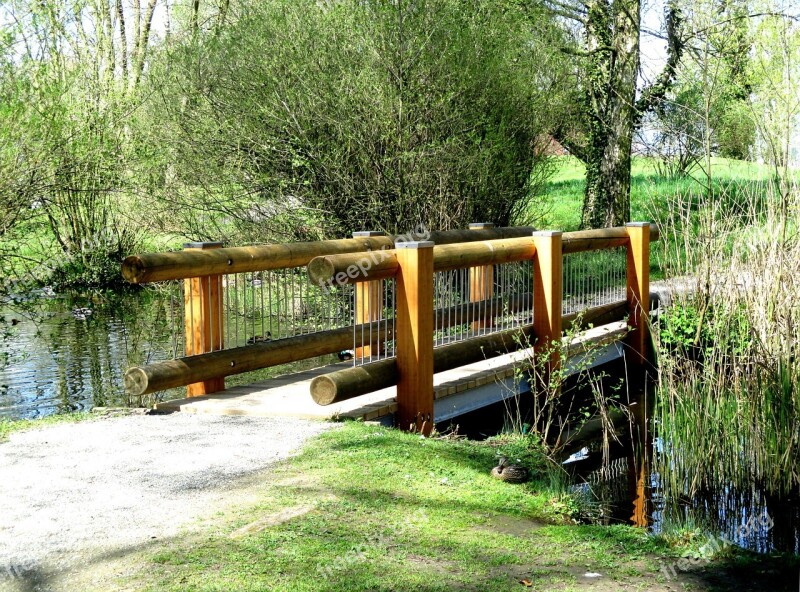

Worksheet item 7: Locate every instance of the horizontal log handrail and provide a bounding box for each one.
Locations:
[124,321,386,396]
[123,290,540,396]
[307,225,660,287]
[310,299,629,405]
[122,226,537,284]
[310,325,534,405]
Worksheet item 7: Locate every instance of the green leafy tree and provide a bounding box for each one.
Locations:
[649,0,756,177]
[0,0,161,288]
[147,0,571,240]
[714,1,755,160]
[549,0,685,228]
[750,12,800,204]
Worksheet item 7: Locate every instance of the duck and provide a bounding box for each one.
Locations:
[490,457,529,484]
[72,307,93,321]
[246,332,272,345]
[337,350,354,361]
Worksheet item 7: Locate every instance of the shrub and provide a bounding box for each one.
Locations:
[150,0,570,240]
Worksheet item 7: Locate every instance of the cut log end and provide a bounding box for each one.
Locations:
[124,367,149,396]
[309,361,398,406]
[307,257,336,287]
[121,256,146,284]
[310,375,337,406]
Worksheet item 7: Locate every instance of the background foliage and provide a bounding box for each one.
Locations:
[145,0,569,241]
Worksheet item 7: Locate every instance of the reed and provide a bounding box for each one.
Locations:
[652,176,800,499]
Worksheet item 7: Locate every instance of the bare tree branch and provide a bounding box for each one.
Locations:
[636,2,684,116]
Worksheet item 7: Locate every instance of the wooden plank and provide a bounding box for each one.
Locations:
[309,323,534,405]
[125,320,392,397]
[532,231,563,393]
[395,241,435,435]
[352,232,386,359]
[354,280,384,358]
[124,236,395,284]
[307,226,659,287]
[123,226,542,284]
[183,242,225,397]
[625,222,651,365]
[469,223,495,331]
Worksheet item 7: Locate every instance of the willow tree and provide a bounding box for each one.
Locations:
[549,0,684,228]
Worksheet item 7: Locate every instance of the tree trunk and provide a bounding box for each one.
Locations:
[581,0,640,229]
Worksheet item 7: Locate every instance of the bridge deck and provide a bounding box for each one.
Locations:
[155,321,627,423]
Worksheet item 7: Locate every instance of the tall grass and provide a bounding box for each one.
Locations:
[652,177,800,499]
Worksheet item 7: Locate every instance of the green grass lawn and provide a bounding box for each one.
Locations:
[540,156,779,231]
[128,422,798,592]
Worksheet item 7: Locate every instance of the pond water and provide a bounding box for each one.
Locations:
[0,289,340,419]
[567,377,800,556]
[568,435,800,555]
[444,368,800,555]
[0,290,182,418]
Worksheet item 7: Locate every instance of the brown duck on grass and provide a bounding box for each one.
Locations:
[490,456,529,484]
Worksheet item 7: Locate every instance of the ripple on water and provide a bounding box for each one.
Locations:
[0,292,178,419]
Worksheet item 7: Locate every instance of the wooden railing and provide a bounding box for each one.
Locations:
[305,223,655,433]
[122,223,657,431]
[122,226,537,396]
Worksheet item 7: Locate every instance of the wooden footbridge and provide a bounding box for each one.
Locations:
[122,223,656,434]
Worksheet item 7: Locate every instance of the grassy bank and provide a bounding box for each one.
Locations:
[0,411,93,442]
[127,422,796,592]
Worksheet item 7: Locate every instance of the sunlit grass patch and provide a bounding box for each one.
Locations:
[128,421,800,591]
[0,411,93,442]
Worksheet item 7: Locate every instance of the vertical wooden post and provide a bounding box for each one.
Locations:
[352,231,386,359]
[469,223,494,331]
[184,242,225,397]
[395,241,435,435]
[625,222,651,365]
[532,231,563,392]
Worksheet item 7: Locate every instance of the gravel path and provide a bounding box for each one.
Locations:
[0,413,335,591]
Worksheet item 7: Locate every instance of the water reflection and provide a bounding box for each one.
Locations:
[568,371,800,554]
[0,289,182,419]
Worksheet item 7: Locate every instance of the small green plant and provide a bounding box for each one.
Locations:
[501,311,631,465]
[659,303,705,352]
[658,300,753,367]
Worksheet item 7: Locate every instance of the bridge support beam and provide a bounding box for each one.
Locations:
[532,231,563,394]
[395,241,435,435]
[352,231,386,360]
[625,222,651,366]
[183,241,225,397]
